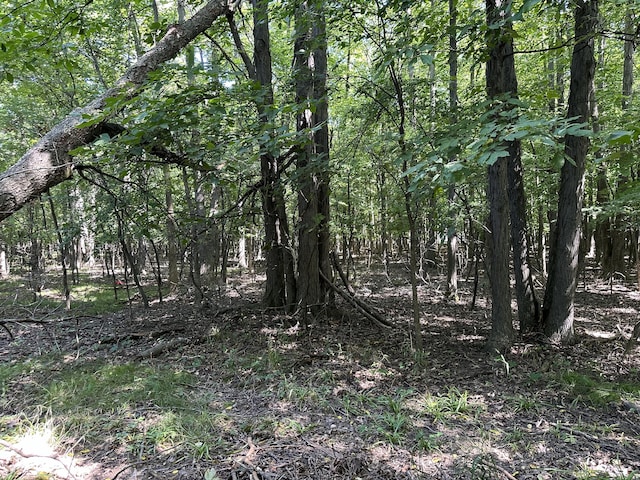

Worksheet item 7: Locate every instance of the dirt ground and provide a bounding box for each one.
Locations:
[1,265,640,480]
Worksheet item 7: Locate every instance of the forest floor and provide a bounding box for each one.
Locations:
[1,263,640,480]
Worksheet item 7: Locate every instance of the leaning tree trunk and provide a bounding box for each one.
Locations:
[0,0,232,223]
[493,13,541,335]
[543,0,597,344]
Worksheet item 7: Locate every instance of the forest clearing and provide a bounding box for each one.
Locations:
[1,264,639,480]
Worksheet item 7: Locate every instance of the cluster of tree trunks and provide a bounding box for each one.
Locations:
[0,0,620,350]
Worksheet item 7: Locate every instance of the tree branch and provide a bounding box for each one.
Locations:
[0,0,232,222]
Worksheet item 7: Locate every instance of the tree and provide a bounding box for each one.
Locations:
[248,0,296,310]
[484,0,516,352]
[293,0,331,319]
[543,0,598,343]
[446,0,459,302]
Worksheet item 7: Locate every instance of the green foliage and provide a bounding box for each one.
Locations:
[555,371,640,406]
[422,387,482,422]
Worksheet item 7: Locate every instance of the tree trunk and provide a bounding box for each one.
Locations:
[384,26,423,350]
[0,0,231,223]
[251,0,291,309]
[446,0,459,301]
[508,145,540,332]
[543,0,597,344]
[293,0,331,319]
[164,165,179,291]
[47,194,71,309]
[0,245,9,278]
[484,0,516,351]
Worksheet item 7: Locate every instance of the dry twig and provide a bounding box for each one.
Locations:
[0,438,77,479]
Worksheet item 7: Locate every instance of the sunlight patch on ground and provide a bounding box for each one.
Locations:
[580,452,635,479]
[610,306,639,315]
[456,333,484,342]
[583,329,619,339]
[0,422,102,479]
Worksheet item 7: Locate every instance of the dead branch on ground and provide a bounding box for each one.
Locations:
[319,269,394,329]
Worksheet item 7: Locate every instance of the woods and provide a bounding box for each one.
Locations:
[0,0,631,346]
[1,0,640,478]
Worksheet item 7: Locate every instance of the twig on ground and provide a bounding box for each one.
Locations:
[0,438,77,480]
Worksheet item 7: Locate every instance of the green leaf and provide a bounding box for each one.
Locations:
[503,129,529,141]
[480,149,509,166]
[419,54,433,66]
[606,130,633,146]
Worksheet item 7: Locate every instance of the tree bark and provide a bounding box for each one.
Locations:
[446,0,459,301]
[0,0,231,222]
[164,166,179,291]
[293,0,331,319]
[509,142,540,333]
[484,0,516,351]
[250,0,296,310]
[543,0,597,344]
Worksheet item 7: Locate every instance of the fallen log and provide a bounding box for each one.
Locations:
[135,337,190,360]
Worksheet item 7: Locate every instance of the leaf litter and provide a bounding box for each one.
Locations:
[1,265,639,479]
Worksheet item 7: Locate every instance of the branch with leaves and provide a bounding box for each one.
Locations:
[0,0,233,222]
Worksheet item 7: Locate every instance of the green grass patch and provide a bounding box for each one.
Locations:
[421,387,483,422]
[0,272,160,316]
[1,359,232,461]
[42,361,195,412]
[0,361,31,396]
[556,371,640,406]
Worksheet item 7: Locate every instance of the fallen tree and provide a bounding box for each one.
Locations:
[0,0,236,222]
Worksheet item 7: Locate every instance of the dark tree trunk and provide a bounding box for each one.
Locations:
[28,203,44,298]
[508,147,540,333]
[484,0,516,351]
[164,166,179,291]
[47,194,71,309]
[543,0,597,344]
[293,0,331,319]
[252,0,296,310]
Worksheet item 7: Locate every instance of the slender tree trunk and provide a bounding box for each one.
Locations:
[543,0,597,344]
[388,57,423,350]
[509,143,540,333]
[0,244,9,278]
[48,194,71,309]
[116,213,149,308]
[164,166,179,291]
[446,0,459,301]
